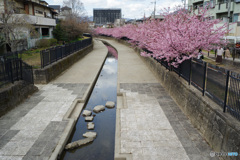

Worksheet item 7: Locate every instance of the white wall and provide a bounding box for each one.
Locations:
[0,0,4,12]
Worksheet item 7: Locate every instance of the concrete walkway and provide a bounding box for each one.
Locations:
[0,40,108,160]
[102,39,217,160]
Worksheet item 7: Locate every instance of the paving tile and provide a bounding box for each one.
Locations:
[0,120,19,129]
[119,85,190,159]
[11,130,42,142]
[22,155,49,160]
[0,129,7,137]
[185,154,204,160]
[184,147,201,155]
[119,83,217,160]
[0,156,23,160]
[0,130,19,141]
[0,83,88,158]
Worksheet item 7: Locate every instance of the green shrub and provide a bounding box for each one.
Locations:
[49,38,57,46]
[36,39,50,48]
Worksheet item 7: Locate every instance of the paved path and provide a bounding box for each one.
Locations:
[0,40,108,160]
[202,51,240,74]
[102,39,217,160]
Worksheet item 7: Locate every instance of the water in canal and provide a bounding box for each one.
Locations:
[61,44,118,160]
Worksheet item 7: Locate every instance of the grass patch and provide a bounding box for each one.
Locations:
[69,36,90,43]
[203,50,215,54]
[19,46,51,68]
[20,37,91,68]
[19,50,42,69]
[203,57,225,67]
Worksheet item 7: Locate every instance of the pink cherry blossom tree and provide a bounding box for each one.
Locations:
[94,7,229,66]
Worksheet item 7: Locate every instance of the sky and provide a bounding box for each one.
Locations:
[46,0,186,19]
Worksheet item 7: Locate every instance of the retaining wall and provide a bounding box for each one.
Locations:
[110,37,240,158]
[0,81,38,117]
[34,43,93,84]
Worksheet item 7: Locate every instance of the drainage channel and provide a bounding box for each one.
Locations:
[60,44,118,160]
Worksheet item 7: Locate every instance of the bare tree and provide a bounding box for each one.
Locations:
[60,0,89,41]
[63,0,86,17]
[0,0,37,53]
[61,15,89,41]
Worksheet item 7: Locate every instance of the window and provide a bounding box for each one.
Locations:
[41,28,49,37]
[233,13,239,22]
[35,10,43,14]
[210,0,216,8]
[204,1,210,8]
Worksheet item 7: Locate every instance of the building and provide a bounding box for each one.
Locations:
[0,0,57,52]
[48,5,73,21]
[188,0,240,39]
[150,15,165,21]
[49,5,61,14]
[93,8,121,26]
[114,18,125,27]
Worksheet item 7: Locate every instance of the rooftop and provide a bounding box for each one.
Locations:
[93,8,121,10]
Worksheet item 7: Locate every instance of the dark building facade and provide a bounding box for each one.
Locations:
[93,8,121,25]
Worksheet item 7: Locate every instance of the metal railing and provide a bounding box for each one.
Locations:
[0,58,34,87]
[40,38,92,68]
[155,57,240,121]
[0,51,19,60]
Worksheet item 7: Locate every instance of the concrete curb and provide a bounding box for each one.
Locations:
[115,92,132,160]
[97,39,132,159]
[97,38,119,54]
[49,40,108,160]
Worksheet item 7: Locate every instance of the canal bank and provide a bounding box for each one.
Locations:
[60,42,118,160]
[0,38,218,160]
[49,39,110,160]
[100,39,217,160]
[0,40,109,160]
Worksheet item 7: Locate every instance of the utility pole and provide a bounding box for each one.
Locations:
[154,0,156,19]
[227,0,231,35]
[182,0,186,9]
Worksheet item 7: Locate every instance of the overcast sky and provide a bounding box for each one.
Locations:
[46,0,186,19]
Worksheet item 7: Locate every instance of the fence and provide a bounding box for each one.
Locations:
[0,58,34,87]
[100,35,240,121]
[0,51,19,60]
[40,38,92,68]
[154,57,240,121]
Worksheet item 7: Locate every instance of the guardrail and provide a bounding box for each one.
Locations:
[0,58,34,87]
[156,56,240,121]
[40,38,92,68]
[118,35,240,121]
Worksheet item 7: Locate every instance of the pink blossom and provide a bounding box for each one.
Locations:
[94,7,229,66]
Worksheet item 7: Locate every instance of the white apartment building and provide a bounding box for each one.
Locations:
[188,0,240,42]
[0,0,58,51]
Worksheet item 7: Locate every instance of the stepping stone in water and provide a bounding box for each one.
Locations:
[83,131,97,138]
[82,110,92,117]
[87,122,95,130]
[105,101,115,108]
[85,116,94,122]
[93,105,105,113]
[65,137,95,150]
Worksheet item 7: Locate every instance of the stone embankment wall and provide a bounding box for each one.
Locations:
[110,37,240,158]
[0,81,38,117]
[34,43,93,84]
